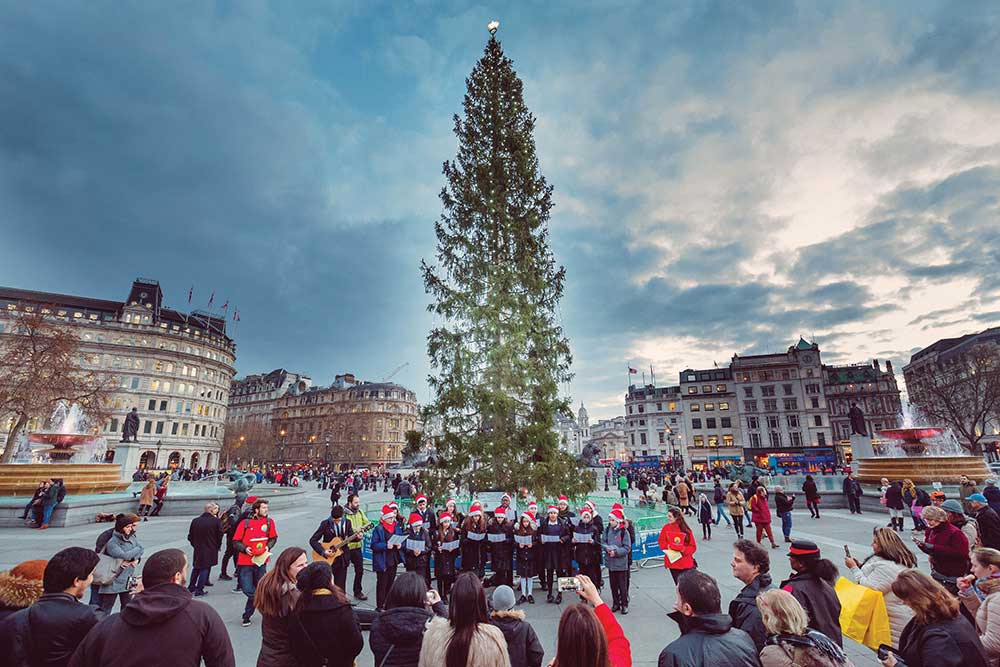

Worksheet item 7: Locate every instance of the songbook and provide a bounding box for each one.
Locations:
[465,531,485,541]
[387,534,407,547]
[514,534,533,546]
[665,549,683,563]
[440,539,460,551]
[540,533,562,543]
[487,533,508,543]
[251,550,270,566]
[572,533,593,544]
[406,539,426,552]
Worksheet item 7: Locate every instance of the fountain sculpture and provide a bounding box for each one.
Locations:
[855,426,990,486]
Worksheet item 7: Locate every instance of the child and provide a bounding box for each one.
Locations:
[538,505,567,603]
[488,505,514,588]
[574,506,603,590]
[403,512,431,588]
[461,501,488,579]
[515,512,538,604]
[489,586,545,667]
[698,493,713,540]
[434,511,460,599]
[604,508,632,614]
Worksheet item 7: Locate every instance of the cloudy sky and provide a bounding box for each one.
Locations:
[2,1,999,420]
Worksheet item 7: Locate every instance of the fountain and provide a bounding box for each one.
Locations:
[0,403,130,496]
[855,426,990,486]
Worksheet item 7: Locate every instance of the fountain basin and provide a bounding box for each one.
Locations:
[0,464,129,496]
[27,432,98,462]
[855,426,990,486]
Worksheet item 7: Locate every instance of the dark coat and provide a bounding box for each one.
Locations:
[490,609,545,667]
[919,520,970,577]
[461,517,489,570]
[514,528,537,578]
[983,485,1000,517]
[728,574,773,651]
[67,583,234,667]
[369,604,446,667]
[403,528,431,573]
[658,612,761,667]
[974,506,1000,550]
[842,478,862,498]
[572,521,602,568]
[188,512,224,568]
[371,522,404,572]
[257,585,299,667]
[897,614,989,667]
[434,527,461,579]
[488,521,515,571]
[537,519,568,571]
[0,592,99,667]
[309,517,354,572]
[774,492,795,515]
[885,482,905,510]
[288,594,363,667]
[802,479,819,501]
[780,572,843,647]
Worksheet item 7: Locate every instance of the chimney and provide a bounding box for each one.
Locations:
[885,360,893,374]
[873,359,880,371]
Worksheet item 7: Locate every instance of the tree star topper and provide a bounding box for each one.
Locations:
[488,20,500,35]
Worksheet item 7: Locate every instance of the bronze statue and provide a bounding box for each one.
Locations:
[121,407,140,442]
[848,403,867,436]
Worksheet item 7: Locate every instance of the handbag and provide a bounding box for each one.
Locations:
[92,542,124,586]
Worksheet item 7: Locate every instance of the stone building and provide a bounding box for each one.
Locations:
[588,416,628,461]
[229,369,312,427]
[731,338,836,466]
[269,373,418,467]
[624,384,687,465]
[823,359,902,446]
[0,279,236,471]
[679,367,742,470]
[556,403,590,454]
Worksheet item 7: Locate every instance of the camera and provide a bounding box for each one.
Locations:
[557,576,581,592]
[877,644,896,661]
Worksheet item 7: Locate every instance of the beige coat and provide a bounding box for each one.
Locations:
[139,481,156,506]
[418,617,511,667]
[847,557,913,648]
[676,481,691,506]
[760,642,854,667]
[727,490,746,517]
[976,578,1000,666]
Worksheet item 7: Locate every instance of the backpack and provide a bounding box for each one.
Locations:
[221,504,241,534]
[713,486,725,504]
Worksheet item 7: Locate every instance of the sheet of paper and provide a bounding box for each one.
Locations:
[406,539,426,552]
[487,533,508,543]
[440,539,460,551]
[540,533,561,543]
[387,534,407,547]
[666,548,683,563]
[572,533,593,544]
[465,531,485,541]
[514,534,533,546]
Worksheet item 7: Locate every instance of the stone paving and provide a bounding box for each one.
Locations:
[0,485,912,666]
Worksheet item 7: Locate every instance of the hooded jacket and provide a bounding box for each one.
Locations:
[920,520,970,577]
[658,612,761,667]
[728,573,773,651]
[417,617,510,667]
[370,604,446,667]
[0,592,99,667]
[67,583,234,667]
[780,571,843,648]
[288,592,363,667]
[490,609,544,667]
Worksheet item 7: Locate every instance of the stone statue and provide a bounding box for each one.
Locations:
[121,408,140,443]
[227,470,256,494]
[848,403,867,436]
[578,442,603,467]
[726,463,771,485]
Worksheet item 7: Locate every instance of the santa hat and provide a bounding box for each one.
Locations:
[558,495,568,503]
[584,500,597,513]
[611,502,624,511]
[494,506,508,519]
[445,497,457,508]
[439,511,453,523]
[609,508,625,523]
[381,505,395,521]
[415,493,427,504]
[527,501,539,512]
[546,504,559,514]
[523,511,537,526]
[469,501,483,516]
[389,501,399,510]
[408,512,424,528]
[580,506,593,518]
[501,492,511,502]
[245,495,258,505]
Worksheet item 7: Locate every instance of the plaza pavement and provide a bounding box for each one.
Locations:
[0,485,909,666]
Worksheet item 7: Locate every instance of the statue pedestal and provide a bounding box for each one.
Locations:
[112,441,144,480]
[850,434,875,461]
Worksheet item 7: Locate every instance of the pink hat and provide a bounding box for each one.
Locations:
[408,512,424,528]
[381,504,395,521]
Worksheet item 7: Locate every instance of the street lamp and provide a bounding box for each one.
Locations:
[324,438,330,466]
[279,428,286,463]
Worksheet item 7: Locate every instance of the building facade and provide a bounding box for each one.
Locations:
[269,373,418,467]
[732,338,836,466]
[556,403,590,454]
[0,279,236,471]
[823,359,903,447]
[679,367,742,470]
[588,416,628,461]
[229,369,312,428]
[624,384,687,465]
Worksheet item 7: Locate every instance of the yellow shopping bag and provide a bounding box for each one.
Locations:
[835,576,891,649]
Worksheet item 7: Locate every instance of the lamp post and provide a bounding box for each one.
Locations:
[279,428,286,464]
[324,438,330,467]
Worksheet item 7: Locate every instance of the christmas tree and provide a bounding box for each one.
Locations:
[420,29,593,501]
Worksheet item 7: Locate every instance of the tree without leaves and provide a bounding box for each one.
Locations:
[910,342,1000,454]
[221,417,276,467]
[419,36,591,501]
[0,310,116,463]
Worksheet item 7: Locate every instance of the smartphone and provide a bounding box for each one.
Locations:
[877,644,898,661]
[557,576,582,592]
[127,576,140,593]
[843,545,852,559]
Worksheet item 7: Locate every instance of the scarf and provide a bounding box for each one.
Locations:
[380,519,396,534]
[767,630,848,666]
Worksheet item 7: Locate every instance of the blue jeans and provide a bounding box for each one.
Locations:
[237,564,266,621]
[189,567,211,594]
[42,503,57,525]
[779,511,792,538]
[715,502,732,526]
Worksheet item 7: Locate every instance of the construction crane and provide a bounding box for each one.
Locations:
[381,362,409,382]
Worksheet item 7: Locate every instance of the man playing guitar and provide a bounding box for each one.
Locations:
[309,504,353,591]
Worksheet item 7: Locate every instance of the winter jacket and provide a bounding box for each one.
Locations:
[98,530,144,594]
[885,482,905,511]
[842,478,862,498]
[975,506,1000,551]
[288,592,364,667]
[920,520,970,577]
[984,485,1000,517]
[187,512,223,569]
[729,573,773,651]
[593,603,632,667]
[417,617,511,667]
[461,517,489,570]
[514,528,537,578]
[404,528,432,573]
[573,521,602,568]
[490,609,544,667]
[676,481,691,506]
[659,612,761,667]
[139,480,156,506]
[67,583,234,667]
[698,499,713,525]
[714,485,726,504]
[434,526,461,580]
[802,480,819,501]
[489,521,515,572]
[256,583,300,667]
[0,592,99,667]
[897,614,989,667]
[372,522,404,572]
[603,524,632,572]
[847,556,913,648]
[537,519,567,572]
[775,492,795,515]
[749,494,772,524]
[780,572,842,647]
[728,490,747,517]
[759,632,854,667]
[370,604,446,667]
[974,577,1000,666]
[658,523,697,570]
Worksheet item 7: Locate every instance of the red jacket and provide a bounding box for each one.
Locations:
[749,494,772,524]
[232,516,277,567]
[595,602,632,667]
[921,520,970,577]
[657,523,697,570]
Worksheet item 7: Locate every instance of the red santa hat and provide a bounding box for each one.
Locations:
[445,498,457,508]
[611,502,624,511]
[523,511,537,526]
[469,501,483,516]
[381,505,395,521]
[580,506,593,518]
[415,493,427,504]
[527,501,539,512]
[501,492,511,502]
[584,500,597,513]
[558,495,569,505]
[389,501,399,510]
[609,508,625,523]
[494,506,508,519]
[439,511,453,523]
[408,512,424,528]
[546,504,559,514]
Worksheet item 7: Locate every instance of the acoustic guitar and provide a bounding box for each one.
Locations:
[312,522,375,563]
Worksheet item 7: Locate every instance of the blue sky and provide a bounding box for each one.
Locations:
[2,1,999,420]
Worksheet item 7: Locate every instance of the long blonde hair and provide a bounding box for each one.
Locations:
[758,589,808,636]
[872,527,917,568]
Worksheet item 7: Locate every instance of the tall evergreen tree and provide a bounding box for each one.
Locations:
[420,33,591,501]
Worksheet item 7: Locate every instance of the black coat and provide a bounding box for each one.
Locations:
[515,529,538,577]
[537,520,568,571]
[984,485,1000,516]
[974,506,1000,550]
[369,604,446,667]
[491,610,545,667]
[802,479,819,501]
[842,478,862,498]
[488,521,514,571]
[433,527,460,579]
[774,493,795,514]
[897,614,989,667]
[885,482,905,510]
[779,571,842,647]
[403,528,431,573]
[288,594,363,667]
[728,574,772,651]
[67,583,234,667]
[658,612,760,667]
[461,518,489,570]
[0,592,99,667]
[188,512,224,568]
[309,517,354,572]
[572,521,602,567]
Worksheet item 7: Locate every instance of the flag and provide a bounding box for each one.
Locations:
[628,367,637,374]
[187,286,193,303]
[207,291,214,308]
[221,300,229,310]
[234,309,240,322]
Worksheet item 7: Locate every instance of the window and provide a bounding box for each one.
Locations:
[691,418,702,429]
[688,387,697,394]
[813,415,823,426]
[156,400,165,411]
[155,421,164,434]
[640,433,647,445]
[693,436,705,447]
[637,404,644,413]
[763,399,777,411]
[185,402,192,413]
[109,418,119,432]
[790,432,802,446]
[659,431,665,443]
[702,385,712,393]
[723,434,734,447]
[762,385,775,397]
[769,431,781,447]
[719,402,730,411]
[766,415,779,429]
[668,401,676,410]
[706,417,717,429]
[630,434,635,445]
[708,435,719,447]
[782,384,793,395]
[147,399,156,410]
[743,387,754,397]
[143,420,152,434]
[749,432,762,447]
[131,377,140,390]
[704,403,715,411]
[806,384,820,394]
[783,398,798,410]
[638,419,645,426]
[656,402,663,411]
[810,397,820,408]
[743,400,758,413]
[818,432,827,446]
[721,417,732,428]
[686,374,696,382]
[628,406,633,414]
[787,415,799,428]
[162,381,171,393]
[781,369,791,380]
[171,423,178,435]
